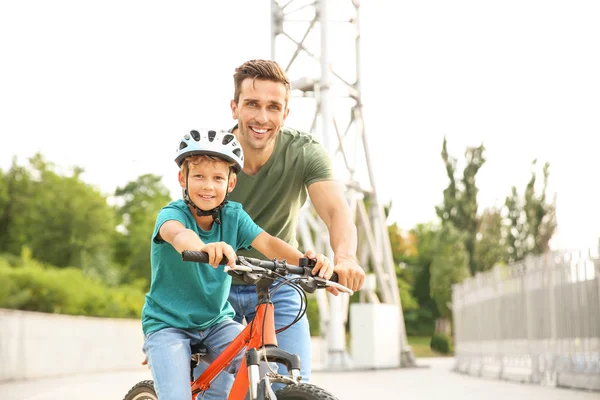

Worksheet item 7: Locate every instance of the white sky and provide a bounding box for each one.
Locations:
[1,1,599,252]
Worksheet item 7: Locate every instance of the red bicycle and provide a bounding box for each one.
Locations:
[123,251,353,399]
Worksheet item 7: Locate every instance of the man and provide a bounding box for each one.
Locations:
[199,59,365,395]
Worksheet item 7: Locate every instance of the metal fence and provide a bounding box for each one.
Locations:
[452,250,600,391]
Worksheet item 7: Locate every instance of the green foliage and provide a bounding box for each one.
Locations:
[505,160,557,262]
[306,295,320,336]
[473,208,507,272]
[435,137,485,276]
[113,174,172,288]
[430,333,454,354]
[429,223,470,318]
[0,154,117,273]
[0,255,144,318]
[390,223,440,336]
[404,307,435,336]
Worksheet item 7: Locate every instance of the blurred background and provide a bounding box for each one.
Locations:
[0,0,599,398]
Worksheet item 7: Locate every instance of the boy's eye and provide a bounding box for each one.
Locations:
[269,105,281,111]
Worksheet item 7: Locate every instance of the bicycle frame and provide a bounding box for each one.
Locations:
[191,276,300,400]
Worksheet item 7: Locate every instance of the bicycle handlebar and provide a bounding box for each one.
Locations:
[180,250,353,295]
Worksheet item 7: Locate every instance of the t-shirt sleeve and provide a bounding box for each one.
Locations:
[236,208,264,251]
[152,206,190,244]
[304,140,334,187]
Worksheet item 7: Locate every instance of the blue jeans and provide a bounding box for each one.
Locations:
[142,320,244,400]
[195,279,312,396]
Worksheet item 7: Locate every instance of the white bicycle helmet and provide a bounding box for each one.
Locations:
[175,128,244,172]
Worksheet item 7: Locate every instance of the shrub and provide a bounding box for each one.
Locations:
[430,332,454,354]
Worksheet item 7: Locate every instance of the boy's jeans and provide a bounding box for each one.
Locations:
[194,278,312,395]
[143,320,244,400]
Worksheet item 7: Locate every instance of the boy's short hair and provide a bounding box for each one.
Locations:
[181,155,237,177]
[233,59,291,106]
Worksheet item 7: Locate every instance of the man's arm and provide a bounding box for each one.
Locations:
[307,180,365,293]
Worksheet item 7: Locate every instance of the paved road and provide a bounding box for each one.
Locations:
[0,358,596,400]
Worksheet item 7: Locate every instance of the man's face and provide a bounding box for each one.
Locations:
[230,78,289,152]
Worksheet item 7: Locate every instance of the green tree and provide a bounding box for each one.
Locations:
[429,223,470,334]
[395,223,440,336]
[435,137,485,275]
[505,160,556,262]
[524,160,557,255]
[0,155,116,274]
[26,154,116,272]
[113,174,172,287]
[0,157,33,255]
[473,207,507,272]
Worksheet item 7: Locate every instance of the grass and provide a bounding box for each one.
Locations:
[407,336,453,358]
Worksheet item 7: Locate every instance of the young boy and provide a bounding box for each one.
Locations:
[141,128,333,400]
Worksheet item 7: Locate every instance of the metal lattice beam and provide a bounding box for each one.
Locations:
[271,0,415,368]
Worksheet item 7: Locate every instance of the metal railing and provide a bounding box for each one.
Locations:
[452,250,600,390]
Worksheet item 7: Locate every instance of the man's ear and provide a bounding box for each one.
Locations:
[282,106,290,122]
[230,99,238,120]
[228,173,237,193]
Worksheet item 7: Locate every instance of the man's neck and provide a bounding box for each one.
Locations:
[233,127,276,176]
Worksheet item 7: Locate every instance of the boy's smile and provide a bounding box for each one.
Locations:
[178,157,237,217]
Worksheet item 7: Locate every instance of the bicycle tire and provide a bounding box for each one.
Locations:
[274,382,338,400]
[122,380,157,400]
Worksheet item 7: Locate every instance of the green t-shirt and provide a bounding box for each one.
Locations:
[141,199,263,335]
[229,126,333,283]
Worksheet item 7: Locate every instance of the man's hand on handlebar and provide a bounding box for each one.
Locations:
[330,256,365,296]
[304,250,334,281]
[199,242,236,268]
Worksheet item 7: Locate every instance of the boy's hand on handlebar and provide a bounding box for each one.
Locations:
[304,250,334,280]
[330,257,365,295]
[200,242,236,268]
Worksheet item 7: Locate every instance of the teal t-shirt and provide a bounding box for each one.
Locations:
[141,199,263,335]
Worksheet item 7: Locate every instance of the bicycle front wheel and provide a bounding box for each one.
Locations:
[122,380,157,400]
[274,382,338,400]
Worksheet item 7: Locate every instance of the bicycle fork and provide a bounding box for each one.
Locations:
[246,347,302,399]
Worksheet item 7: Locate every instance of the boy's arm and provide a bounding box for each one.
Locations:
[307,180,365,292]
[250,232,334,279]
[159,220,236,267]
[250,231,304,265]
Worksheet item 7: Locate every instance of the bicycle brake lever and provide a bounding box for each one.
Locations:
[224,265,253,273]
[313,277,355,296]
[298,279,318,294]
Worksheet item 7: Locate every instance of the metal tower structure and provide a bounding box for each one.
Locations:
[270,0,416,368]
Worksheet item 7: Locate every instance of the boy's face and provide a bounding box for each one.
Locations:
[178,158,236,210]
[230,77,289,153]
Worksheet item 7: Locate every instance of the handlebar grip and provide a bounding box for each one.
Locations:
[329,272,339,283]
[181,250,230,265]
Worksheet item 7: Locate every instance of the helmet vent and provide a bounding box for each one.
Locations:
[222,134,234,145]
[190,130,200,141]
[208,130,216,142]
[233,148,242,158]
[179,141,188,150]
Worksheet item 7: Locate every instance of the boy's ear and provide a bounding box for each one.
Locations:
[228,173,237,193]
[178,170,186,188]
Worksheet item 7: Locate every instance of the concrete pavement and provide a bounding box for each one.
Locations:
[0,357,596,400]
